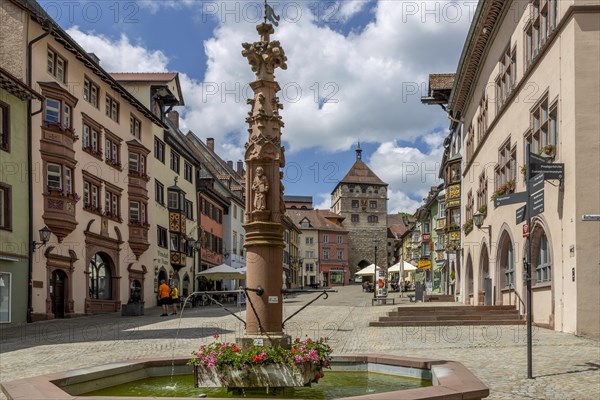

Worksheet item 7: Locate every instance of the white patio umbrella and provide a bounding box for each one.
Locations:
[355,264,383,276]
[389,262,417,273]
[198,263,246,280]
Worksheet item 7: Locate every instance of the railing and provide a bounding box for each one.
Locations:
[508,283,526,318]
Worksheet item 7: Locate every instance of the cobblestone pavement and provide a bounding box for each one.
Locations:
[1,285,599,399]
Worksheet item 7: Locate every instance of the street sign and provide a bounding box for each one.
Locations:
[528,172,545,193]
[523,223,529,238]
[582,214,600,221]
[530,163,565,180]
[516,205,526,224]
[529,152,547,168]
[495,191,528,208]
[531,190,544,217]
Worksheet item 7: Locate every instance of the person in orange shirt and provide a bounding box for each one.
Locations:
[159,280,170,316]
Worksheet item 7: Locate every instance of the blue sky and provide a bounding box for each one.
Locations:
[40,0,475,212]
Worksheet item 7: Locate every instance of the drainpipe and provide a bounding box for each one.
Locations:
[27,20,53,323]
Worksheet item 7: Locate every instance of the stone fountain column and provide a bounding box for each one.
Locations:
[240,23,289,346]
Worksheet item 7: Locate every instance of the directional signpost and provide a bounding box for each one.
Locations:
[494,144,565,379]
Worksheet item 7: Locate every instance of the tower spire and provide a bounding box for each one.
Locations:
[356,141,362,160]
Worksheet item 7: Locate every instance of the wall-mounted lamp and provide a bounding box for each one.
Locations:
[473,211,492,244]
[32,226,51,253]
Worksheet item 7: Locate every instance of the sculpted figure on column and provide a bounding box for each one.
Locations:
[252,166,269,211]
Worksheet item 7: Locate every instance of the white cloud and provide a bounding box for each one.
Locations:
[368,131,446,212]
[313,193,332,210]
[66,27,169,72]
[337,0,370,22]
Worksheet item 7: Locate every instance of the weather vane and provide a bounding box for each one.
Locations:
[264,0,280,26]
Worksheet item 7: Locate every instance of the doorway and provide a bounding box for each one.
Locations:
[50,270,66,318]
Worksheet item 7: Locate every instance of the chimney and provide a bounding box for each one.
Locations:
[237,160,244,176]
[227,160,234,169]
[207,138,215,152]
[168,110,179,129]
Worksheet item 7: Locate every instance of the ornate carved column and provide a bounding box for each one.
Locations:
[242,23,288,338]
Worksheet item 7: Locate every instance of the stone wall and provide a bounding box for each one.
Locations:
[0,1,27,80]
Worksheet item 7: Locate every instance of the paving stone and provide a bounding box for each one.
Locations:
[0,286,598,399]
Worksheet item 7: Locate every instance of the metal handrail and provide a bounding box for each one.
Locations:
[508,283,526,318]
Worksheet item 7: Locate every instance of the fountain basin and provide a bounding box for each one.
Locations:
[0,355,489,399]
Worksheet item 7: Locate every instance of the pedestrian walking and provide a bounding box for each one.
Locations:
[159,280,170,316]
[170,283,179,315]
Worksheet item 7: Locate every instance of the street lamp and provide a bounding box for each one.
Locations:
[372,239,380,301]
[32,226,51,252]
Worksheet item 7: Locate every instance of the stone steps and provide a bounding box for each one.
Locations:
[370,305,524,327]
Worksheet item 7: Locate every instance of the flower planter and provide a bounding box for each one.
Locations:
[194,362,321,388]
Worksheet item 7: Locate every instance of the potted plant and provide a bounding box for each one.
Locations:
[540,144,555,157]
[478,204,487,215]
[462,219,473,234]
[521,165,527,179]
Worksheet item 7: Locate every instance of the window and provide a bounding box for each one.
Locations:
[185,200,194,220]
[505,242,514,288]
[337,249,343,260]
[128,153,146,175]
[351,200,359,208]
[449,208,460,228]
[0,184,11,230]
[495,140,516,191]
[438,201,446,219]
[495,44,516,112]
[525,0,558,67]
[105,136,120,167]
[337,235,342,244]
[170,233,180,251]
[367,215,378,223]
[305,250,314,259]
[47,163,62,190]
[47,47,66,82]
[0,272,11,322]
[170,151,180,174]
[157,226,168,248]
[168,190,179,210]
[466,190,474,223]
[232,230,238,254]
[82,180,100,211]
[154,137,165,163]
[423,222,431,234]
[323,234,329,244]
[306,263,314,272]
[129,201,140,222]
[477,94,488,140]
[233,204,237,219]
[82,123,101,156]
[305,237,313,245]
[88,253,112,300]
[105,95,119,122]
[184,161,193,182]
[369,200,377,209]
[155,180,164,205]
[465,124,474,164]
[83,77,99,107]
[527,96,557,156]
[0,101,9,152]
[130,114,141,138]
[536,233,551,283]
[104,190,120,219]
[239,234,244,256]
[44,97,71,128]
[323,248,330,260]
[351,214,359,223]
[477,172,488,213]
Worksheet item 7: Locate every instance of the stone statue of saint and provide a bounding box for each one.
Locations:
[252,166,269,211]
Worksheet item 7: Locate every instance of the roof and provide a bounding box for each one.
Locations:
[110,72,179,82]
[429,74,455,91]
[0,67,42,100]
[334,159,387,192]
[286,209,348,233]
[387,214,415,238]
[284,195,312,203]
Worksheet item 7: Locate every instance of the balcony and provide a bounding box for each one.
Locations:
[42,189,79,242]
[40,124,77,165]
[436,218,446,230]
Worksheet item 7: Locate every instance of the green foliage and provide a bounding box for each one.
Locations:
[188,335,333,372]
